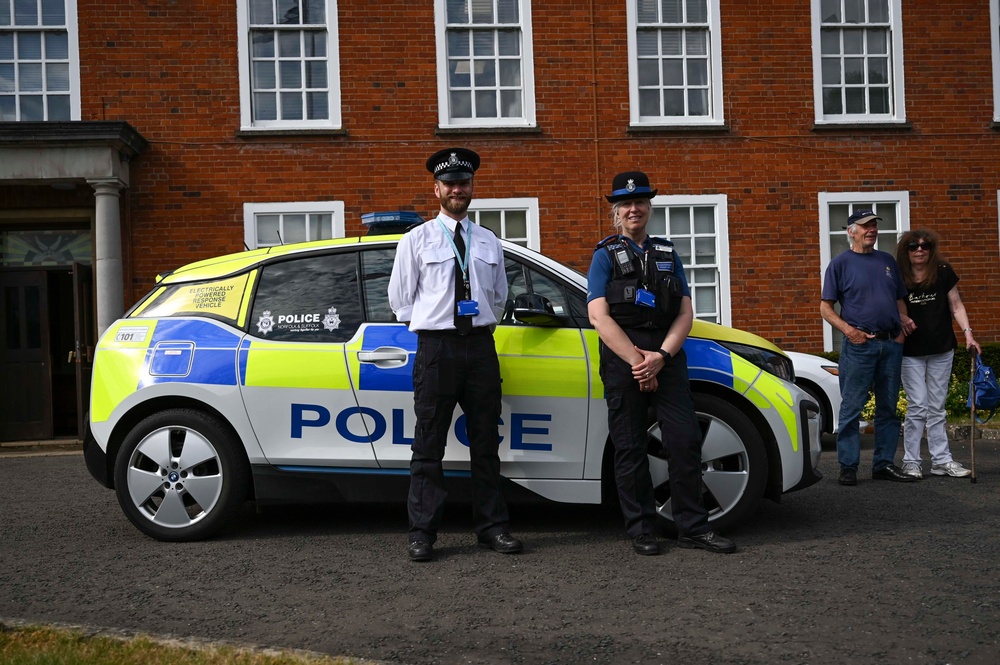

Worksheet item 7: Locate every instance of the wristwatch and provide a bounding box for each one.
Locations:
[657,349,671,361]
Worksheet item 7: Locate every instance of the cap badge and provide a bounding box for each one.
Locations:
[448,153,459,165]
[626,179,636,193]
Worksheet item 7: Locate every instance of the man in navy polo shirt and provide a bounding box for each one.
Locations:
[821,209,917,486]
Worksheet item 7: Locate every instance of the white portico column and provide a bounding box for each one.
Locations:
[90,179,126,336]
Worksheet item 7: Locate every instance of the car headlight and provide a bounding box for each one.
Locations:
[718,342,794,382]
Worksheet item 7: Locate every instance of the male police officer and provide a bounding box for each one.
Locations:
[388,147,522,562]
[587,171,735,555]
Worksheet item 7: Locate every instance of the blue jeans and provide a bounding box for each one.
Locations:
[836,337,903,472]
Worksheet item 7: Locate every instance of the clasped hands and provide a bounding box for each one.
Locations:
[632,346,666,393]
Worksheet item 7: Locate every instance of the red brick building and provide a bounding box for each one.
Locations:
[2,0,999,441]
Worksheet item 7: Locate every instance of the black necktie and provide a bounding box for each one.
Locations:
[454,224,472,334]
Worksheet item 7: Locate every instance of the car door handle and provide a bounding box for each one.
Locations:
[357,347,409,368]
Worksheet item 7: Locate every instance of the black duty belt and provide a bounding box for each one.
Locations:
[419,327,492,338]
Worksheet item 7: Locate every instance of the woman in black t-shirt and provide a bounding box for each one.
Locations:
[895,230,981,479]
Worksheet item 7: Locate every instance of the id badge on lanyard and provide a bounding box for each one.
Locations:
[438,218,480,316]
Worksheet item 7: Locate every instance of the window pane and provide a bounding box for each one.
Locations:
[662,30,681,55]
[0,34,12,58]
[277,0,300,25]
[252,32,275,58]
[869,87,889,113]
[304,32,326,57]
[254,92,278,120]
[820,0,840,23]
[820,30,840,55]
[280,91,303,119]
[662,59,682,86]
[361,249,397,323]
[498,59,520,86]
[478,210,502,235]
[638,60,659,86]
[497,30,519,55]
[448,30,469,57]
[687,89,707,115]
[843,30,863,54]
[18,32,41,59]
[867,29,887,54]
[471,0,493,23]
[447,0,469,24]
[685,30,707,56]
[692,207,715,234]
[257,215,281,245]
[450,90,472,117]
[686,59,707,85]
[0,96,15,119]
[821,58,841,85]
[250,0,274,24]
[844,58,864,84]
[637,0,657,24]
[449,60,471,87]
[14,0,37,26]
[869,0,889,23]
[18,63,42,91]
[686,0,707,23]
[694,236,715,263]
[473,31,494,56]
[0,64,14,91]
[636,31,659,57]
[639,89,660,116]
[253,61,276,88]
[868,58,887,84]
[663,89,684,115]
[497,0,518,23]
[46,62,69,91]
[46,94,69,120]
[668,207,691,235]
[303,0,326,23]
[284,214,307,243]
[40,0,64,24]
[662,0,682,23]
[823,88,842,114]
[280,60,302,88]
[475,89,497,116]
[278,31,300,57]
[306,91,328,119]
[844,0,864,23]
[475,59,496,86]
[44,32,67,58]
[845,87,865,113]
[500,89,521,116]
[505,211,527,238]
[306,60,327,87]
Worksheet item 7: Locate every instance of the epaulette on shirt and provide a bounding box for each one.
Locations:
[596,234,621,249]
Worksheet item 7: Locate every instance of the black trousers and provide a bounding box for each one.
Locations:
[408,329,510,543]
[600,328,709,538]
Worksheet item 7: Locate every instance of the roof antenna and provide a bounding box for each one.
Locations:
[276,229,284,245]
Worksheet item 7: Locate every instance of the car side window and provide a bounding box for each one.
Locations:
[502,256,589,328]
[360,248,398,323]
[250,252,363,343]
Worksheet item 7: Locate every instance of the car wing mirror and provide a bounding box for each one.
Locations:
[512,293,560,327]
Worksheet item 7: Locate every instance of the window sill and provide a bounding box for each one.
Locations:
[811,121,912,132]
[435,126,543,136]
[626,123,730,135]
[235,128,349,138]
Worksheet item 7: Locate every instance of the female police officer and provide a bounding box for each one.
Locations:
[586,171,736,556]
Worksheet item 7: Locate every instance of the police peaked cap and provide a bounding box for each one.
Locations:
[426,147,480,181]
[606,171,658,202]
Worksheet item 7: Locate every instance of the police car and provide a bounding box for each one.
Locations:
[84,230,823,541]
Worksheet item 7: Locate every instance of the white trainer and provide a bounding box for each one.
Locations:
[930,461,972,478]
[901,461,923,479]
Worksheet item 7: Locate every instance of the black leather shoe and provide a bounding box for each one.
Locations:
[872,464,917,482]
[408,541,433,562]
[677,531,736,554]
[478,532,523,554]
[839,468,857,486]
[632,533,662,556]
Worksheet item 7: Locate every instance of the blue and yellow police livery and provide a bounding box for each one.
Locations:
[84,235,822,541]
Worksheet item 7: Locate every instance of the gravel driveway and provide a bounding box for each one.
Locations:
[2,436,999,664]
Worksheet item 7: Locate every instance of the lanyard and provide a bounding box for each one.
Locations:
[620,235,648,281]
[437,217,472,295]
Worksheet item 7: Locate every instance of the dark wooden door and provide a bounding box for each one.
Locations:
[73,263,95,438]
[0,270,53,441]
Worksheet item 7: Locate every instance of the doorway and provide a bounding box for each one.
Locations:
[0,267,92,442]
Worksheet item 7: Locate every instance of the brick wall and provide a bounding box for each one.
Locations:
[67,0,999,351]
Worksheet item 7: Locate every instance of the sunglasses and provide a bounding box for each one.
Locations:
[907,242,933,251]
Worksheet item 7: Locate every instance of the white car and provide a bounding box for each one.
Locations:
[83,233,823,541]
[788,351,841,434]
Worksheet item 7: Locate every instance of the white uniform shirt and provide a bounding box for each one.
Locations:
[388,213,508,332]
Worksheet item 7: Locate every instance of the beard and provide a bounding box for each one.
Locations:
[440,193,471,217]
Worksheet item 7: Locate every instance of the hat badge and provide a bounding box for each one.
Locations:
[448,153,459,164]
[626,179,636,193]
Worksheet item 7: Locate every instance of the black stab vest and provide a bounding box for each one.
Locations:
[597,234,683,330]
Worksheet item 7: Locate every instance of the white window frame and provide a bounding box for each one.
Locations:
[648,194,730,326]
[627,0,724,127]
[810,0,905,125]
[0,0,80,121]
[433,0,536,129]
[243,201,345,249]
[468,197,540,250]
[818,190,910,351]
[992,0,1000,122]
[235,0,342,131]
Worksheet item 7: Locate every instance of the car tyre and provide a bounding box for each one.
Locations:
[648,393,767,536]
[114,409,249,542]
